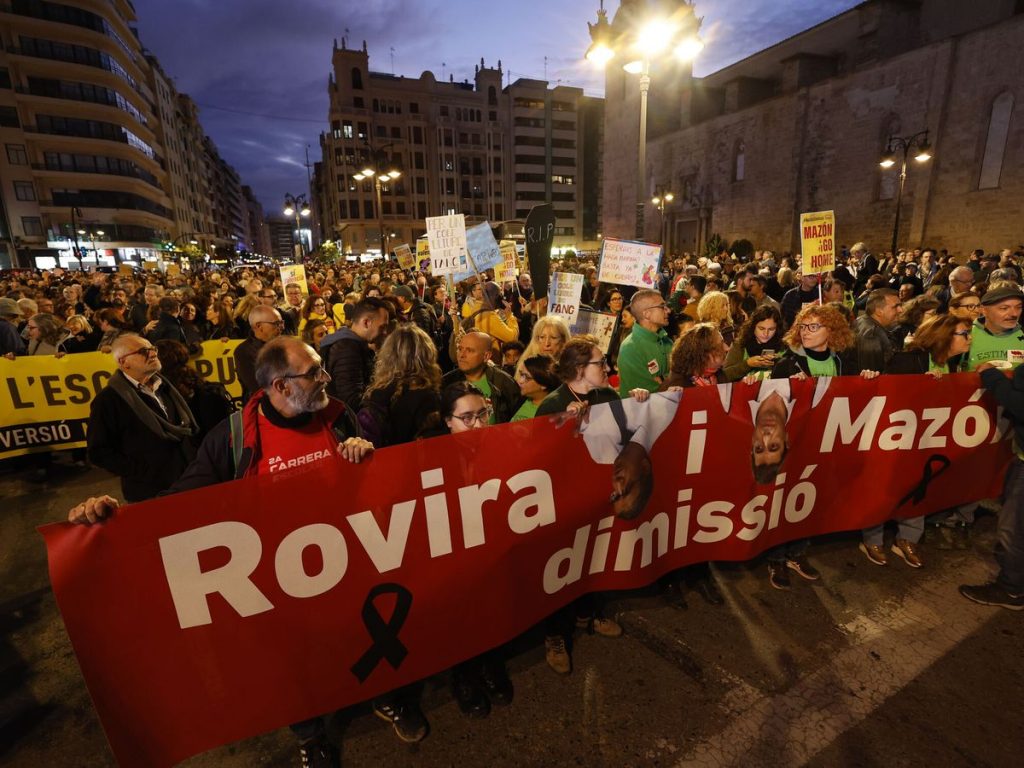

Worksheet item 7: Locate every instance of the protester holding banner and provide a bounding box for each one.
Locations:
[662,323,728,389]
[853,288,902,373]
[61,314,101,353]
[617,289,673,396]
[722,305,784,382]
[511,355,560,422]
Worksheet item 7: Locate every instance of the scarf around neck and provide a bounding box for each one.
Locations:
[108,370,198,442]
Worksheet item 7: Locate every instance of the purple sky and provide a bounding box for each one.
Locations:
[132,0,858,214]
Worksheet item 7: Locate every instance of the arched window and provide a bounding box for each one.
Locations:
[979,92,1014,190]
[733,141,746,182]
[351,68,363,90]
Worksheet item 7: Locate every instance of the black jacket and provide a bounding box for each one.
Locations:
[442,365,521,424]
[87,378,197,501]
[147,312,187,345]
[320,328,374,410]
[854,315,899,374]
[771,348,859,378]
[234,336,265,402]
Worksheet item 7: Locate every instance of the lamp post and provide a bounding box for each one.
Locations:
[651,186,675,251]
[879,130,932,257]
[352,142,401,258]
[283,193,311,262]
[586,0,702,240]
[77,227,104,265]
[69,206,84,269]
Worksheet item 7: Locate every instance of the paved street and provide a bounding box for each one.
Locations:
[2,458,1022,768]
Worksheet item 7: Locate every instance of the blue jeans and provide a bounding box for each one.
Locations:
[997,460,1024,593]
[862,516,924,546]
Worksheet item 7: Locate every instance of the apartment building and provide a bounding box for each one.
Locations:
[314,40,602,258]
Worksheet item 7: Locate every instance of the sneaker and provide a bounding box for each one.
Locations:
[931,524,956,550]
[891,539,923,568]
[859,542,888,566]
[786,556,821,581]
[544,635,572,675]
[768,561,790,590]
[451,667,490,719]
[480,657,513,706]
[298,737,339,768]
[373,699,429,743]
[576,615,623,638]
[959,582,1024,611]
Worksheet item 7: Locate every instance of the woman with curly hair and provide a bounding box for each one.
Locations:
[298,294,332,335]
[722,305,784,382]
[360,324,442,447]
[697,290,735,347]
[301,318,328,352]
[662,323,728,388]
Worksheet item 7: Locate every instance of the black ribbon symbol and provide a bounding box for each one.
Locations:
[350,583,413,683]
[896,454,952,508]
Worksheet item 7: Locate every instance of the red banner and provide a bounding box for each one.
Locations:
[41,374,1009,767]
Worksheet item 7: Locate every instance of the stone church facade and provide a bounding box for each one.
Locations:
[601,0,1023,257]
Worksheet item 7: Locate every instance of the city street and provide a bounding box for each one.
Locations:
[1,458,1021,767]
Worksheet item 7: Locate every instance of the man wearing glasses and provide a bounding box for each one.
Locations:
[86,334,199,502]
[617,289,673,397]
[235,305,284,402]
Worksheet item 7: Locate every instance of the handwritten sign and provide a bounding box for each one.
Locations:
[494,240,519,283]
[597,238,662,289]
[426,214,468,277]
[453,222,502,282]
[570,309,619,354]
[547,272,585,321]
[800,210,835,276]
[416,237,431,273]
[394,243,415,270]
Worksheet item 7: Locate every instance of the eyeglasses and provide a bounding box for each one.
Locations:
[585,355,609,368]
[643,303,669,313]
[952,330,973,338]
[119,346,157,362]
[957,303,981,311]
[260,293,277,300]
[278,365,329,383]
[798,323,824,332]
[516,371,534,382]
[255,320,285,328]
[451,407,492,427]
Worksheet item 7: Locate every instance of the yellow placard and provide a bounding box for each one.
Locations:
[0,340,242,458]
[415,237,431,273]
[118,264,134,277]
[394,243,415,270]
[800,210,836,276]
[167,264,181,277]
[495,240,518,283]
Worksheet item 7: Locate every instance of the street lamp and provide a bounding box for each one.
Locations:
[352,143,401,257]
[651,186,675,250]
[77,227,105,263]
[283,193,311,261]
[879,130,932,256]
[586,0,702,240]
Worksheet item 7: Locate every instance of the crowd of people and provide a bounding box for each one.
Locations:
[4,239,1024,768]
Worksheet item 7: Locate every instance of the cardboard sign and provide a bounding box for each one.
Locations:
[525,204,555,297]
[416,237,431,273]
[800,210,836,276]
[452,222,502,282]
[494,240,519,284]
[394,243,415,270]
[425,214,468,276]
[167,264,181,278]
[598,238,662,289]
[570,309,619,354]
[143,260,159,271]
[279,265,309,302]
[118,264,133,277]
[547,272,585,321]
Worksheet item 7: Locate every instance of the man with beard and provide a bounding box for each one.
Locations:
[66,336,403,767]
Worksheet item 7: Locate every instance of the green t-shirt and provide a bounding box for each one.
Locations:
[511,399,539,422]
[806,354,837,377]
[468,374,497,424]
[967,321,1024,370]
[928,358,949,375]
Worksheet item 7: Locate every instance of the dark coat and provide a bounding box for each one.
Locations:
[442,365,521,424]
[87,378,197,501]
[535,384,619,416]
[233,336,265,403]
[147,312,187,345]
[771,348,859,378]
[320,327,374,411]
[853,314,899,374]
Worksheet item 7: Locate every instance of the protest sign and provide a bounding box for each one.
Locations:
[452,222,502,282]
[570,309,619,354]
[167,264,181,278]
[525,204,555,298]
[598,238,662,289]
[426,214,468,276]
[279,265,309,299]
[394,243,415,270]
[494,240,519,284]
[118,264,133,277]
[416,237,431,273]
[800,210,836,276]
[547,272,584,321]
[143,260,159,271]
[0,341,242,459]
[41,373,1009,767]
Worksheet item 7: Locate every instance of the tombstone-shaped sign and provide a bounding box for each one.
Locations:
[525,204,556,298]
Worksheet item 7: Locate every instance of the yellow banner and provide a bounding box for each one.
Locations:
[416,237,431,273]
[394,243,415,270]
[0,340,242,459]
[799,210,836,276]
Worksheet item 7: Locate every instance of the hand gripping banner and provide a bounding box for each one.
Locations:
[40,374,1010,766]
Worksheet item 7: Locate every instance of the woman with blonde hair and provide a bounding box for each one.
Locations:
[360,324,442,447]
[697,290,735,347]
[62,314,100,353]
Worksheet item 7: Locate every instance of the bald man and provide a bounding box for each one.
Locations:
[235,305,283,402]
[441,331,521,423]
